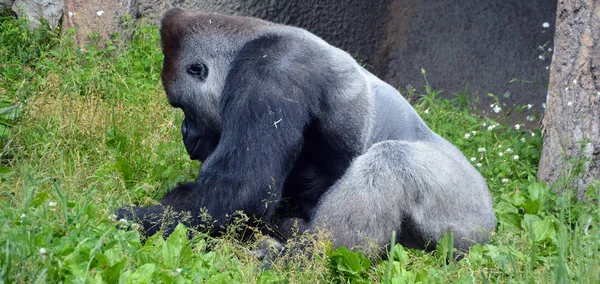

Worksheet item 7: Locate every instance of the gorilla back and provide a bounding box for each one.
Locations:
[120,8,496,256]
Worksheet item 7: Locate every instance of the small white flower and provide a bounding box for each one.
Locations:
[48,201,57,207]
[20,213,27,218]
[548,47,552,52]
[39,248,47,255]
[527,104,532,109]
[471,131,477,135]
[470,157,476,162]
[424,109,429,114]
[68,11,73,17]
[96,10,104,17]
[487,126,494,131]
[501,178,509,184]
[526,115,535,121]
[542,103,546,109]
[542,22,550,28]
[464,133,471,139]
[531,132,536,137]
[514,124,521,130]
[513,155,519,160]
[545,66,550,70]
[476,163,482,168]
[132,223,141,230]
[478,147,486,153]
[498,152,503,157]
[176,268,182,274]
[492,105,501,113]
[521,137,526,142]
[506,148,513,153]
[119,218,128,225]
[498,144,503,148]
[482,122,487,127]
[567,101,573,106]
[109,214,117,222]
[538,55,545,60]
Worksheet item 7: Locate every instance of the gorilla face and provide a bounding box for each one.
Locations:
[159,10,268,161]
[161,41,224,160]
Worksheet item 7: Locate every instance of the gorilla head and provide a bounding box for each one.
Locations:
[159,9,269,160]
[118,8,496,257]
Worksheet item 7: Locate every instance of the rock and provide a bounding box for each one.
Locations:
[3,0,559,109]
[12,0,64,29]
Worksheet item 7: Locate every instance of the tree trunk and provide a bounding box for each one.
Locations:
[539,0,600,198]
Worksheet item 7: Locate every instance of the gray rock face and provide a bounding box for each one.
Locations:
[381,0,557,109]
[0,0,12,9]
[3,0,557,109]
[12,0,64,29]
[134,0,557,108]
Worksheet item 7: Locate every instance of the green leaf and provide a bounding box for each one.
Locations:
[531,218,555,243]
[85,203,97,217]
[435,231,454,263]
[258,270,288,284]
[527,182,547,201]
[126,263,156,284]
[115,156,134,182]
[455,275,474,284]
[102,259,125,283]
[390,244,409,265]
[498,212,522,230]
[328,246,370,279]
[0,166,15,179]
[521,199,540,214]
[467,244,484,268]
[0,104,19,115]
[162,224,188,269]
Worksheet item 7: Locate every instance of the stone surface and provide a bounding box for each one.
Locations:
[538,0,600,198]
[63,0,134,47]
[0,0,12,9]
[4,0,558,110]
[134,0,390,79]
[11,0,64,29]
[133,0,557,109]
[381,0,557,109]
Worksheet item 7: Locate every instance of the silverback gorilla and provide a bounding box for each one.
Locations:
[118,8,496,256]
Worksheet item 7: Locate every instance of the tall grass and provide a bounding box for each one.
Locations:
[0,14,598,283]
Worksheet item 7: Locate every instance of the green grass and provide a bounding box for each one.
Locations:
[1,14,599,283]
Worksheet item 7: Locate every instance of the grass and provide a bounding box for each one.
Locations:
[1,13,599,283]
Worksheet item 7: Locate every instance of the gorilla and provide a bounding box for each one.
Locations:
[118,8,496,256]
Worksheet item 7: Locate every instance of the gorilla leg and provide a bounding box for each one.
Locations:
[309,139,496,256]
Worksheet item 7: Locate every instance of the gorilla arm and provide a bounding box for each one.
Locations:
[117,34,324,236]
[189,34,322,229]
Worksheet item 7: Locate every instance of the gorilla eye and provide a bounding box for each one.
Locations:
[187,62,209,81]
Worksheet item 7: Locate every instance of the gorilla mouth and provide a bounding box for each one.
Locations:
[182,119,202,160]
[185,139,202,160]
